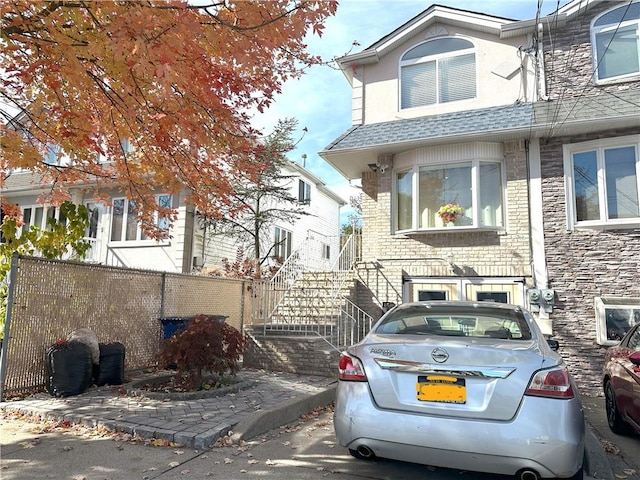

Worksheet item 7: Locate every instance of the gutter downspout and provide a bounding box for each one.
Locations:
[537,22,550,101]
[527,139,552,336]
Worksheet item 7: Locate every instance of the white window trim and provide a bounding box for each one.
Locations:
[590,2,640,85]
[108,194,172,246]
[403,277,525,304]
[20,204,62,232]
[298,179,311,205]
[563,135,640,230]
[398,36,477,111]
[595,296,640,346]
[392,159,506,234]
[273,226,293,259]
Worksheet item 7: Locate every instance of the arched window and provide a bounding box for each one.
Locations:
[400,37,476,109]
[591,1,640,83]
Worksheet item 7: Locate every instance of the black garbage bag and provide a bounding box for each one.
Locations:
[95,342,126,386]
[46,340,93,397]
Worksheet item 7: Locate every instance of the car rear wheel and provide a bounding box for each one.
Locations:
[605,381,632,435]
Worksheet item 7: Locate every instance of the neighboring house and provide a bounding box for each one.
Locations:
[2,159,345,275]
[320,0,640,393]
[197,159,346,271]
[534,0,640,387]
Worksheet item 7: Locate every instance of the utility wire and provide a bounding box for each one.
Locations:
[549,0,636,138]
[545,0,587,140]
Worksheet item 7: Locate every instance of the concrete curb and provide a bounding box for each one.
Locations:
[231,383,337,442]
[585,423,615,480]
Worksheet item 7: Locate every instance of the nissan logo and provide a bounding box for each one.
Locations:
[431,347,449,363]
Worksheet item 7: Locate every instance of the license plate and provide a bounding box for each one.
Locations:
[416,375,466,403]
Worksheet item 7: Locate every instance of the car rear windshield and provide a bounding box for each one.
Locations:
[375,305,532,340]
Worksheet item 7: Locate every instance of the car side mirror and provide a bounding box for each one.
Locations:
[547,339,560,351]
[629,351,640,366]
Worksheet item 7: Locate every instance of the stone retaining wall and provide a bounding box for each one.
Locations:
[243,336,338,379]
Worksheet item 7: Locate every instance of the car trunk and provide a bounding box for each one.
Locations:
[350,334,548,421]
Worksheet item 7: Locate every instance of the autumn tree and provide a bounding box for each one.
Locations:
[199,118,310,266]
[0,0,338,237]
[0,201,91,339]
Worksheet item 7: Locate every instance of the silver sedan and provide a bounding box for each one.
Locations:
[334,301,585,480]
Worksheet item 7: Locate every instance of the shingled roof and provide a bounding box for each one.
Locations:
[323,88,639,155]
[323,103,534,153]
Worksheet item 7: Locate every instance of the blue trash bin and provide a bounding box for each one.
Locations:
[160,317,193,340]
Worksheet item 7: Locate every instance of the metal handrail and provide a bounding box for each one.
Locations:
[259,232,372,349]
[335,297,374,349]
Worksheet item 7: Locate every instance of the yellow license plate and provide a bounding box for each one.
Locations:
[416,375,466,403]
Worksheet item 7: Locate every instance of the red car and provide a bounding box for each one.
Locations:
[603,322,640,435]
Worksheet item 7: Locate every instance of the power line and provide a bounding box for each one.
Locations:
[549,0,636,137]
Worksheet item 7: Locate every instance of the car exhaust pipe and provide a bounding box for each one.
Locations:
[517,469,540,480]
[356,445,375,459]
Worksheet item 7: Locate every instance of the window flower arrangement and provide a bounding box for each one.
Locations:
[437,203,464,223]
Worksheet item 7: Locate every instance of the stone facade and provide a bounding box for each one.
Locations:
[544,2,640,100]
[537,1,640,394]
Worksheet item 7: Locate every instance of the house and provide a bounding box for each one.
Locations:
[320,0,640,393]
[533,0,640,389]
[198,159,347,271]
[2,157,345,275]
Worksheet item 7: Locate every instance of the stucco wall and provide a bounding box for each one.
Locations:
[361,25,533,124]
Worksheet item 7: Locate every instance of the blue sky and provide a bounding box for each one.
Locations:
[251,0,566,225]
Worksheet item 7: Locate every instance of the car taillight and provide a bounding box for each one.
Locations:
[338,353,367,381]
[525,366,574,398]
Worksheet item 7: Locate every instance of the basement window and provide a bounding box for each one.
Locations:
[595,296,640,345]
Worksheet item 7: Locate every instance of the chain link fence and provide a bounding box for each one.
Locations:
[0,255,253,398]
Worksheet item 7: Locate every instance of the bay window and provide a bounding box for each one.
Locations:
[395,159,503,232]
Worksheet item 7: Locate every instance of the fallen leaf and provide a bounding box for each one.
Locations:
[180,469,190,475]
[601,439,621,455]
[224,458,234,464]
[168,461,180,467]
[248,459,259,464]
[174,449,184,455]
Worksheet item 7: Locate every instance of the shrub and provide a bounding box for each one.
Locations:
[157,314,246,390]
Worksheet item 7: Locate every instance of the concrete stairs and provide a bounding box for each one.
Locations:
[268,271,356,329]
